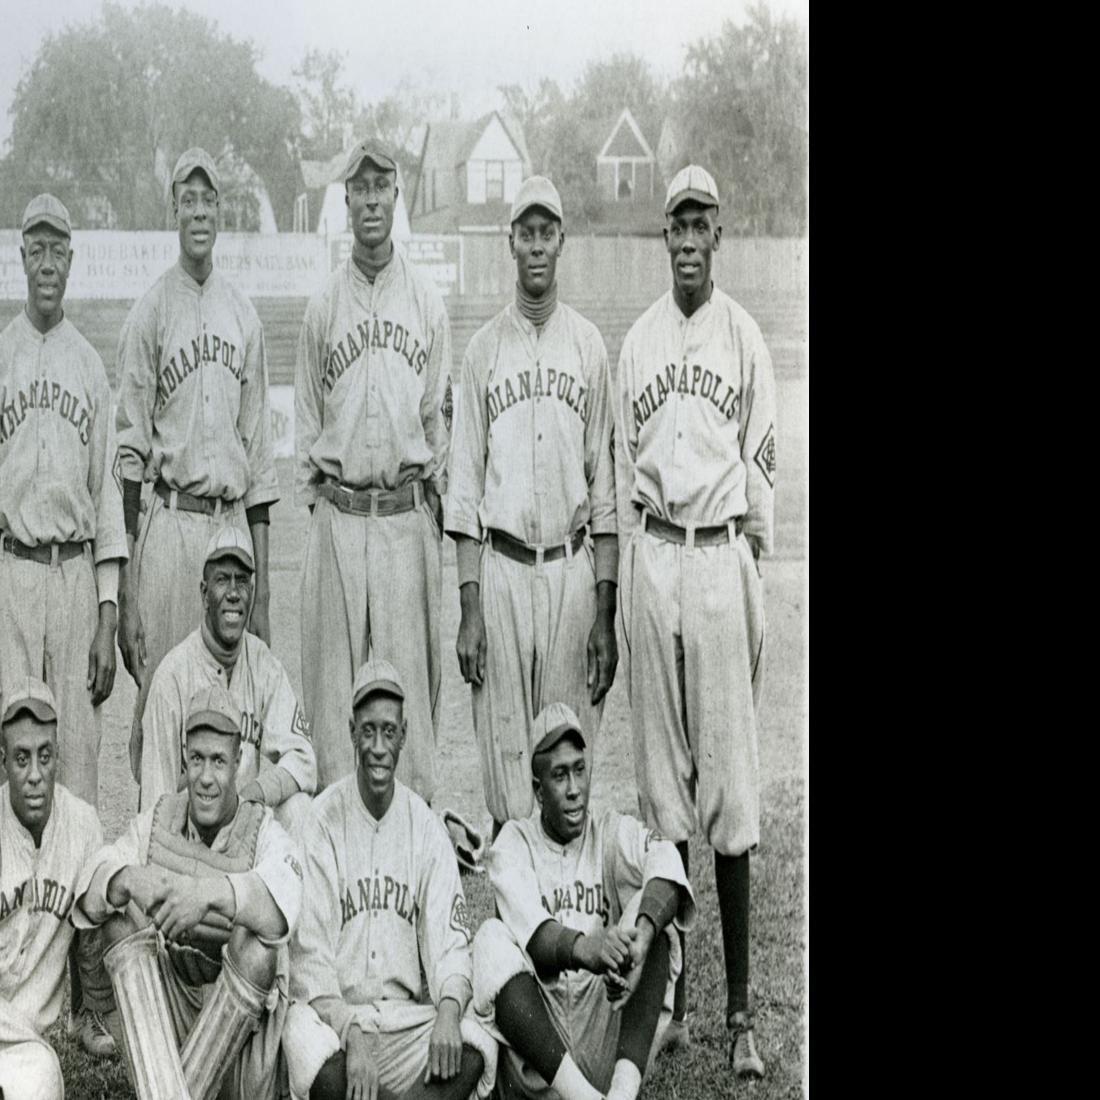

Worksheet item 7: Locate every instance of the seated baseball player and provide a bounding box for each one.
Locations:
[0,678,111,1100]
[284,658,497,1100]
[137,525,316,834]
[71,683,304,1100]
[472,702,695,1100]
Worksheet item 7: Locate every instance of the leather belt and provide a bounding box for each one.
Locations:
[317,478,425,517]
[642,511,743,547]
[487,527,587,566]
[1,532,88,566]
[155,479,236,516]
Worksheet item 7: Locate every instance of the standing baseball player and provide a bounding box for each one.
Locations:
[0,193,127,808]
[613,165,776,1077]
[445,176,617,835]
[0,678,109,1099]
[72,683,304,1100]
[116,146,279,782]
[138,526,316,833]
[295,140,452,796]
[472,702,695,1100]
[283,657,496,1100]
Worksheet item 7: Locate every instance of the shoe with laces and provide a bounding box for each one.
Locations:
[72,1008,117,1058]
[728,1010,765,1079]
[658,1016,691,1055]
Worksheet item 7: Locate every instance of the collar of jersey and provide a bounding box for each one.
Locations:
[16,308,69,344]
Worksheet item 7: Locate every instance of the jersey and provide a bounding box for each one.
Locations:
[139,628,317,807]
[0,310,126,560]
[114,262,279,508]
[614,287,776,553]
[290,777,473,1045]
[294,249,453,503]
[445,301,615,546]
[0,784,104,1040]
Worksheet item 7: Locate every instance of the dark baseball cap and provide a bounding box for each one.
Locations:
[173,147,221,194]
[204,526,254,573]
[185,684,242,737]
[342,140,397,182]
[21,194,72,238]
[351,658,406,710]
[530,702,586,769]
[1,677,58,727]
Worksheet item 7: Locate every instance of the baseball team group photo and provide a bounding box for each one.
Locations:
[0,3,808,1098]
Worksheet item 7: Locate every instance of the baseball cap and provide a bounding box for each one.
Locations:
[172,147,221,194]
[204,526,254,573]
[1,677,58,727]
[510,176,563,225]
[21,194,72,238]
[341,140,398,182]
[185,684,242,737]
[530,702,586,767]
[351,658,406,710]
[664,164,720,216]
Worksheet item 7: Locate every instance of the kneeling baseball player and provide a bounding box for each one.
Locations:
[138,525,317,835]
[472,703,695,1100]
[72,683,304,1100]
[284,658,496,1100]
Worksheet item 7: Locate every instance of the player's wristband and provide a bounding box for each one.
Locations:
[245,503,271,528]
[123,479,142,539]
[636,878,682,934]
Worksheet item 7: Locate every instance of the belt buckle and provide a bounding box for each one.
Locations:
[368,488,381,517]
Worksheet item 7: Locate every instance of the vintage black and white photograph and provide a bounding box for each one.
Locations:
[0,1,807,1097]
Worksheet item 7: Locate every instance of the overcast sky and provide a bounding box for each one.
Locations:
[1,0,807,147]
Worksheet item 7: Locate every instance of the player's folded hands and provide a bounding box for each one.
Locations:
[426,998,463,1081]
[151,876,216,941]
[578,925,634,974]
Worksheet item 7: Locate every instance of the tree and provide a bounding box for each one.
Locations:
[355,78,447,198]
[673,3,808,235]
[294,48,359,161]
[2,2,301,230]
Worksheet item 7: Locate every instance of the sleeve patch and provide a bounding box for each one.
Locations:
[292,704,311,741]
[449,893,472,941]
[442,376,454,433]
[754,424,776,488]
[285,852,303,880]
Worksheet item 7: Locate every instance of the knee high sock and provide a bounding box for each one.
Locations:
[615,933,671,1072]
[714,850,750,1018]
[674,841,689,1020]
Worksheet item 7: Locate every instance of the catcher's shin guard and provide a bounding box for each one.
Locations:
[180,943,267,1100]
[102,925,189,1100]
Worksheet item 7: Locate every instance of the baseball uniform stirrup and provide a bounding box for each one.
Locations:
[102,925,190,1100]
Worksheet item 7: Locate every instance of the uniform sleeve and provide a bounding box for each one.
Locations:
[227,813,303,944]
[294,297,326,507]
[89,369,128,564]
[290,811,356,1041]
[442,337,487,541]
[610,814,696,933]
[486,823,556,951]
[613,332,641,541]
[416,813,473,1012]
[239,314,280,510]
[258,658,317,796]
[114,298,158,483]
[583,329,617,539]
[420,289,454,496]
[738,322,777,556]
[139,664,186,807]
[72,812,152,929]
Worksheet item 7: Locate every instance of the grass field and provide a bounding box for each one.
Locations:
[45,389,808,1099]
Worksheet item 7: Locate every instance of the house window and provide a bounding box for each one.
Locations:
[486,161,504,201]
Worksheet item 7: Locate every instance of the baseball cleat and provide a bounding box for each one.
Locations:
[658,1015,691,1055]
[72,1007,117,1058]
[728,1011,765,1079]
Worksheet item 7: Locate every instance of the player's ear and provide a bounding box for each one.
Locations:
[348,717,356,744]
[532,776,542,807]
[712,218,722,250]
[558,227,565,254]
[662,225,671,250]
[508,230,517,260]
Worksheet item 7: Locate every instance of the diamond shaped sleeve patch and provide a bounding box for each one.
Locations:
[754,424,776,488]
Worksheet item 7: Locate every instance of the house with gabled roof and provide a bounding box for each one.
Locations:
[596,108,657,203]
[410,111,532,234]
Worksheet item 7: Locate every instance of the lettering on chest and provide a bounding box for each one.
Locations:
[632,362,740,431]
[540,878,611,926]
[340,872,418,930]
[486,365,587,427]
[322,316,428,394]
[156,333,242,410]
[0,875,74,925]
[0,380,92,448]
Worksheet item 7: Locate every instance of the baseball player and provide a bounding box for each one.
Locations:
[445,176,618,835]
[283,658,496,1100]
[0,678,110,1100]
[472,703,695,1100]
[295,140,452,798]
[613,165,776,1077]
[72,682,303,1100]
[138,525,316,834]
[0,193,128,809]
[116,146,279,783]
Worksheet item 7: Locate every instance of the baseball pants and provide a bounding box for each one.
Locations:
[619,525,765,857]
[0,546,100,806]
[129,491,245,786]
[472,894,678,1096]
[474,541,603,824]
[300,497,441,798]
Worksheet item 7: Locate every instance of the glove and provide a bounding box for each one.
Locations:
[440,808,486,874]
